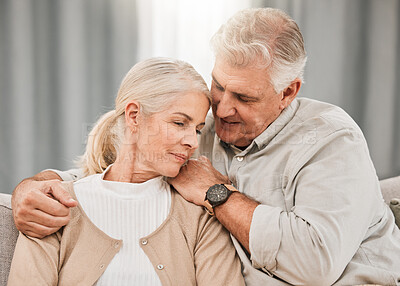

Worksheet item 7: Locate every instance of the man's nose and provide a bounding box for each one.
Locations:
[215,93,236,118]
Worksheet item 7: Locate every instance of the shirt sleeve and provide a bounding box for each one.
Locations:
[194,212,245,286]
[44,168,84,181]
[7,232,60,285]
[248,128,382,285]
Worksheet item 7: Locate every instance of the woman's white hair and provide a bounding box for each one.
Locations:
[78,57,210,175]
[211,8,307,93]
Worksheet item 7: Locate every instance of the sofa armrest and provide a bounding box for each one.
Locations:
[0,193,19,286]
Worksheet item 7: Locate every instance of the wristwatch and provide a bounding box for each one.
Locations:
[204,184,238,215]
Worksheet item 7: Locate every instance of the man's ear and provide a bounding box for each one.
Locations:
[279,78,302,110]
[125,101,140,131]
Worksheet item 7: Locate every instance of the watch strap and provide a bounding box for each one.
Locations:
[204,200,215,216]
[224,184,238,193]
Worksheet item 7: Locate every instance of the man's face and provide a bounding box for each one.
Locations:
[211,58,284,147]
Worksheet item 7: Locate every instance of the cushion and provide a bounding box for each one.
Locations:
[0,193,19,286]
[390,198,400,229]
[379,176,400,205]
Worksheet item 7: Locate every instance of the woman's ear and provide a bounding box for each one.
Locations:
[125,101,140,132]
[279,78,302,110]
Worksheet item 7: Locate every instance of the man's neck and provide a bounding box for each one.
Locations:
[234,145,248,151]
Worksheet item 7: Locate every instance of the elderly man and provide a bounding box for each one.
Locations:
[12,8,400,285]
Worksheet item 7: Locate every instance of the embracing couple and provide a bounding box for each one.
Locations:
[8,8,400,286]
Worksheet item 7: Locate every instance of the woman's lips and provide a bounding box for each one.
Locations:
[170,152,188,163]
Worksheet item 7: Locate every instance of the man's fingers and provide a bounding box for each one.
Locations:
[12,179,75,236]
[47,181,77,208]
[196,156,212,168]
[30,209,70,228]
[32,194,71,217]
[22,222,61,239]
[198,155,209,162]
[23,231,45,239]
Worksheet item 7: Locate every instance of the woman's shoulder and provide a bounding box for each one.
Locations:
[170,190,218,233]
[171,190,206,216]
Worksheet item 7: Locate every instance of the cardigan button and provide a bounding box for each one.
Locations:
[141,239,148,245]
[100,264,105,269]
[114,242,120,248]
[157,264,164,270]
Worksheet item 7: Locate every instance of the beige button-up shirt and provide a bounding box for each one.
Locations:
[197,98,400,286]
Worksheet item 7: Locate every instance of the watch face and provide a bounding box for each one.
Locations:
[207,184,229,205]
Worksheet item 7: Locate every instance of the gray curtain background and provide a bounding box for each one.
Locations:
[0,0,138,193]
[1,0,399,194]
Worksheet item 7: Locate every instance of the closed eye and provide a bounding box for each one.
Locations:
[216,84,224,91]
[238,96,250,102]
[234,93,256,103]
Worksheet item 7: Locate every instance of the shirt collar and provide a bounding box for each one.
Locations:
[253,98,299,149]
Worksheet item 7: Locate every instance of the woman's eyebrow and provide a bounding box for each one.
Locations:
[173,112,193,121]
[172,112,205,126]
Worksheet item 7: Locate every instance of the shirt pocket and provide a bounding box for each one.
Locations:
[241,174,286,209]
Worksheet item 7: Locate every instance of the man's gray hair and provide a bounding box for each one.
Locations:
[211,8,307,93]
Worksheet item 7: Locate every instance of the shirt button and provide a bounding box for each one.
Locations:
[114,242,120,248]
[100,264,105,269]
[157,264,164,270]
[141,239,148,245]
[236,156,244,162]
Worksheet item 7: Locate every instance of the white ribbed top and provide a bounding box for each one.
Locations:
[73,167,171,286]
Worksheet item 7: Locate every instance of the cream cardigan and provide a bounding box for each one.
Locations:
[8,182,245,286]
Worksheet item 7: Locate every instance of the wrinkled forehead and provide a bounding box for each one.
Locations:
[214,50,271,71]
[212,57,272,90]
[211,57,270,82]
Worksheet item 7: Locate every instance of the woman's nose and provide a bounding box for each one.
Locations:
[181,129,199,149]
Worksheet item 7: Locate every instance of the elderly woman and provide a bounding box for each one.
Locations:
[8,58,244,286]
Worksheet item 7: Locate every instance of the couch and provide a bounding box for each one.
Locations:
[1,177,400,285]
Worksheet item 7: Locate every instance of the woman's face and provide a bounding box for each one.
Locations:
[134,91,210,178]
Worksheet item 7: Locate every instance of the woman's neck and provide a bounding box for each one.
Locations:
[103,150,159,183]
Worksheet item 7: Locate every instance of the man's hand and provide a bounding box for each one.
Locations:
[169,156,259,252]
[168,156,230,206]
[12,173,77,238]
